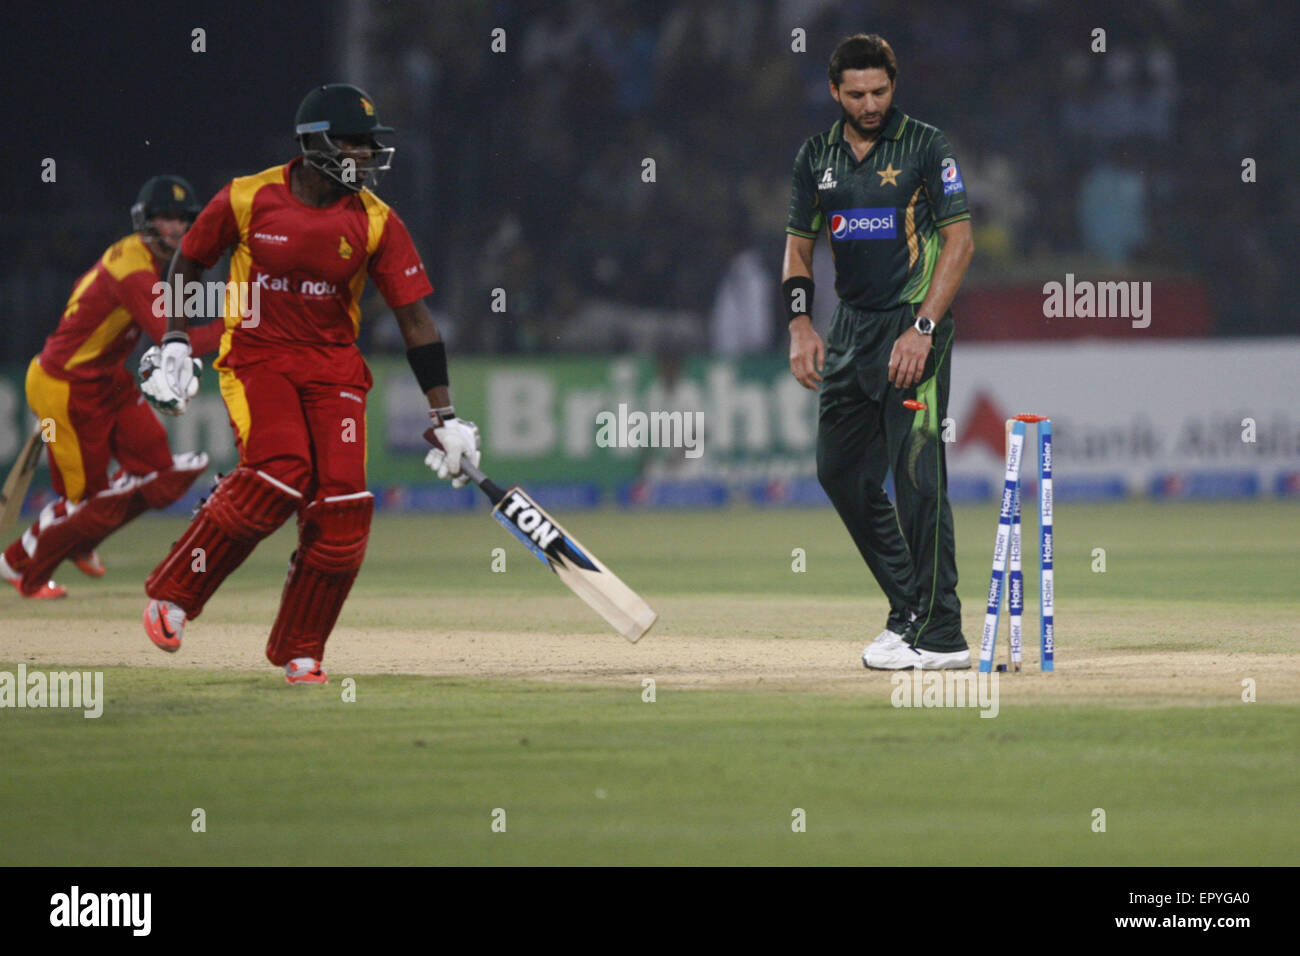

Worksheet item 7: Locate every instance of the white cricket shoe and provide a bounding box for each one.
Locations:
[918,646,972,670]
[862,627,906,661]
[869,627,907,647]
[863,641,972,670]
[863,639,922,670]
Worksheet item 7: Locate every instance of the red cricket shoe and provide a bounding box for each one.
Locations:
[9,578,67,599]
[284,658,328,685]
[72,550,106,577]
[0,554,66,599]
[142,599,186,652]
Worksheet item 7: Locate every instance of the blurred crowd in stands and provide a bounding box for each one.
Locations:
[372,0,1295,352]
[3,0,1293,362]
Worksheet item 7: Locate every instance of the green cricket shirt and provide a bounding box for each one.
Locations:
[786,107,971,311]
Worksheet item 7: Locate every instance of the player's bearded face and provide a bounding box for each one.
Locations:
[150,216,190,256]
[833,69,894,137]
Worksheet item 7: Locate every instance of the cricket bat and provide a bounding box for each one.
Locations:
[427,431,657,642]
[0,425,43,539]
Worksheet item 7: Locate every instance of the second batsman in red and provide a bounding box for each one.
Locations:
[1,175,221,599]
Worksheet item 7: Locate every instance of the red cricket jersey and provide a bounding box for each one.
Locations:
[182,157,433,373]
[38,233,223,382]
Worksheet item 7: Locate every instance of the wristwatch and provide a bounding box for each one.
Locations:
[913,315,935,336]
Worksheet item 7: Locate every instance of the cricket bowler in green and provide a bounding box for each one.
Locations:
[783,34,975,670]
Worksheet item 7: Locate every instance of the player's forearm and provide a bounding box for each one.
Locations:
[393,299,451,408]
[163,252,207,335]
[394,299,440,348]
[782,235,818,333]
[916,227,974,320]
[421,384,451,408]
[782,237,815,282]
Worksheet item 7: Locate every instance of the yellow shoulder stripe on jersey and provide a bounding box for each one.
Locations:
[358,188,391,256]
[102,234,156,282]
[228,165,287,244]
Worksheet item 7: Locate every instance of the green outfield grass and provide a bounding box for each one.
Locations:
[1,499,1296,864]
[0,670,1295,865]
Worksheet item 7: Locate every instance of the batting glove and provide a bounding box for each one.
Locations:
[424,408,481,489]
[161,335,197,397]
[139,345,201,416]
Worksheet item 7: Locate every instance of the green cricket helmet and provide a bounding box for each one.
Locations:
[294,83,396,191]
[130,175,202,233]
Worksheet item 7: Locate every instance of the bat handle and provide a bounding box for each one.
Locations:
[423,426,505,503]
[460,459,509,504]
[458,459,486,485]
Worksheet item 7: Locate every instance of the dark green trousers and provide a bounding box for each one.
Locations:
[815,301,965,651]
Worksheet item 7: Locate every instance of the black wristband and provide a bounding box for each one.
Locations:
[782,276,815,322]
[406,341,449,392]
[161,330,190,346]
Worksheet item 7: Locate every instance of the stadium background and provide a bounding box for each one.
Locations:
[1,0,1297,508]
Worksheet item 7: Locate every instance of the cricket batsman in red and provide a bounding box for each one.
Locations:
[0,176,220,598]
[140,83,479,684]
